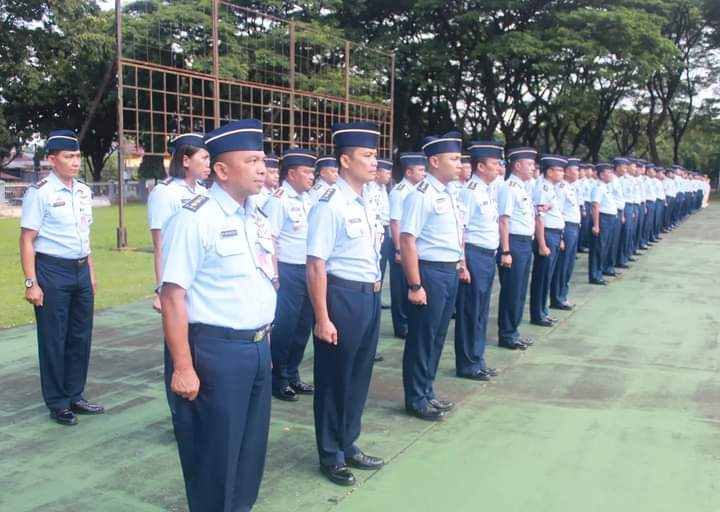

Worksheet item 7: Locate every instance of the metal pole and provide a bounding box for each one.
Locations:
[211,0,220,128]
[289,22,296,147]
[389,52,396,157]
[115,0,127,249]
[344,41,350,122]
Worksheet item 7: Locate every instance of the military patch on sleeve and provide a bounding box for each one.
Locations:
[159,176,173,185]
[467,181,478,190]
[319,188,336,202]
[183,194,209,212]
[272,188,285,198]
[416,181,429,193]
[312,183,323,191]
[30,179,48,189]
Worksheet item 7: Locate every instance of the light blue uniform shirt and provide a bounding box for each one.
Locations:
[263,181,312,264]
[663,177,677,197]
[497,173,535,236]
[308,178,332,204]
[21,171,93,258]
[147,177,207,230]
[620,175,636,204]
[608,177,625,210]
[557,180,582,224]
[400,173,463,262]
[255,186,273,209]
[389,178,414,221]
[533,177,565,229]
[161,183,277,330]
[459,175,499,250]
[365,181,390,226]
[306,176,382,283]
[592,182,617,214]
[490,175,504,202]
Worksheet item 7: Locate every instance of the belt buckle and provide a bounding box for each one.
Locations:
[78,258,87,266]
[254,325,268,342]
[373,281,382,293]
[455,261,462,270]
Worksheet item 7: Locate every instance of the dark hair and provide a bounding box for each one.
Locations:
[471,156,492,173]
[334,147,354,169]
[169,145,206,179]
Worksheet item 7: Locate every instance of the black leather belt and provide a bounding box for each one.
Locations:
[565,222,580,227]
[328,274,382,293]
[466,244,496,257]
[278,261,306,268]
[36,252,88,267]
[509,234,532,241]
[600,213,616,218]
[419,260,462,270]
[545,228,563,234]
[189,323,272,343]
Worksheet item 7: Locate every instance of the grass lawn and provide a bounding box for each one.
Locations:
[0,203,156,329]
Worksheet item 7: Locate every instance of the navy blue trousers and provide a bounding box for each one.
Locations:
[551,222,579,306]
[314,280,380,466]
[530,230,562,323]
[403,262,459,411]
[497,235,533,345]
[271,262,314,392]
[644,201,656,242]
[603,211,621,273]
[589,213,613,282]
[454,245,495,375]
[619,204,634,265]
[389,256,409,336]
[654,200,664,238]
[379,225,393,285]
[166,325,272,512]
[636,201,647,247]
[34,254,94,411]
[579,202,592,250]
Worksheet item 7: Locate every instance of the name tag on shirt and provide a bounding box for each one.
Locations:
[434,197,450,214]
[52,201,66,207]
[220,229,238,238]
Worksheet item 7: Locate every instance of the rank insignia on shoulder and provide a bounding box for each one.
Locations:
[312,183,323,191]
[416,181,429,193]
[159,176,173,185]
[31,179,48,189]
[394,183,406,191]
[183,194,209,212]
[467,181,478,190]
[319,188,336,202]
[272,188,285,198]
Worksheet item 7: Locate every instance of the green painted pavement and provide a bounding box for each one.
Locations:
[1,203,718,511]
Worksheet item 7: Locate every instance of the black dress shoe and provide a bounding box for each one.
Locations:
[70,400,104,415]
[407,404,446,421]
[272,386,299,402]
[373,353,385,362]
[50,408,78,425]
[498,341,527,350]
[320,464,355,486]
[628,257,638,262]
[547,315,558,323]
[429,398,455,411]
[602,271,617,277]
[347,451,384,470]
[639,245,649,250]
[656,236,663,240]
[518,337,534,346]
[577,248,588,253]
[289,381,314,395]
[530,319,553,327]
[483,367,499,377]
[381,304,390,310]
[550,302,574,311]
[589,279,607,285]
[457,370,491,381]
[617,264,630,269]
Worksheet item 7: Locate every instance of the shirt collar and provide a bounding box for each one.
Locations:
[424,172,447,193]
[508,173,524,186]
[210,182,247,216]
[335,176,364,205]
[469,174,490,191]
[281,180,301,199]
[48,171,74,192]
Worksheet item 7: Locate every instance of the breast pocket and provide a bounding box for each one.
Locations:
[288,208,305,223]
[215,235,247,257]
[345,218,367,238]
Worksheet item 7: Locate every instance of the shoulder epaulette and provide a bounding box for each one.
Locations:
[183,194,209,212]
[319,188,336,202]
[416,181,429,193]
[312,183,323,191]
[159,176,173,185]
[272,188,285,198]
[30,179,48,189]
[394,183,406,191]
[542,184,549,191]
[467,181,478,190]
[75,178,88,186]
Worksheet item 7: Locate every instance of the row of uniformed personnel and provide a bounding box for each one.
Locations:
[20,123,708,512]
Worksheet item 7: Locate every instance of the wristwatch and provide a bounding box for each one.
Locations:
[24,277,36,289]
[409,283,422,292]
[501,250,511,256]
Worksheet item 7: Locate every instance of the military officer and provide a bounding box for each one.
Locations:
[529,155,567,327]
[588,163,617,285]
[306,122,385,486]
[401,131,464,421]
[308,155,338,203]
[454,141,503,381]
[496,147,538,350]
[263,148,317,402]
[366,158,393,283]
[257,154,279,208]
[550,157,581,310]
[20,129,105,426]
[388,153,426,339]
[160,119,277,512]
[147,133,210,312]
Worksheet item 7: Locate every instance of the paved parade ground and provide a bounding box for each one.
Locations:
[1,202,719,512]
